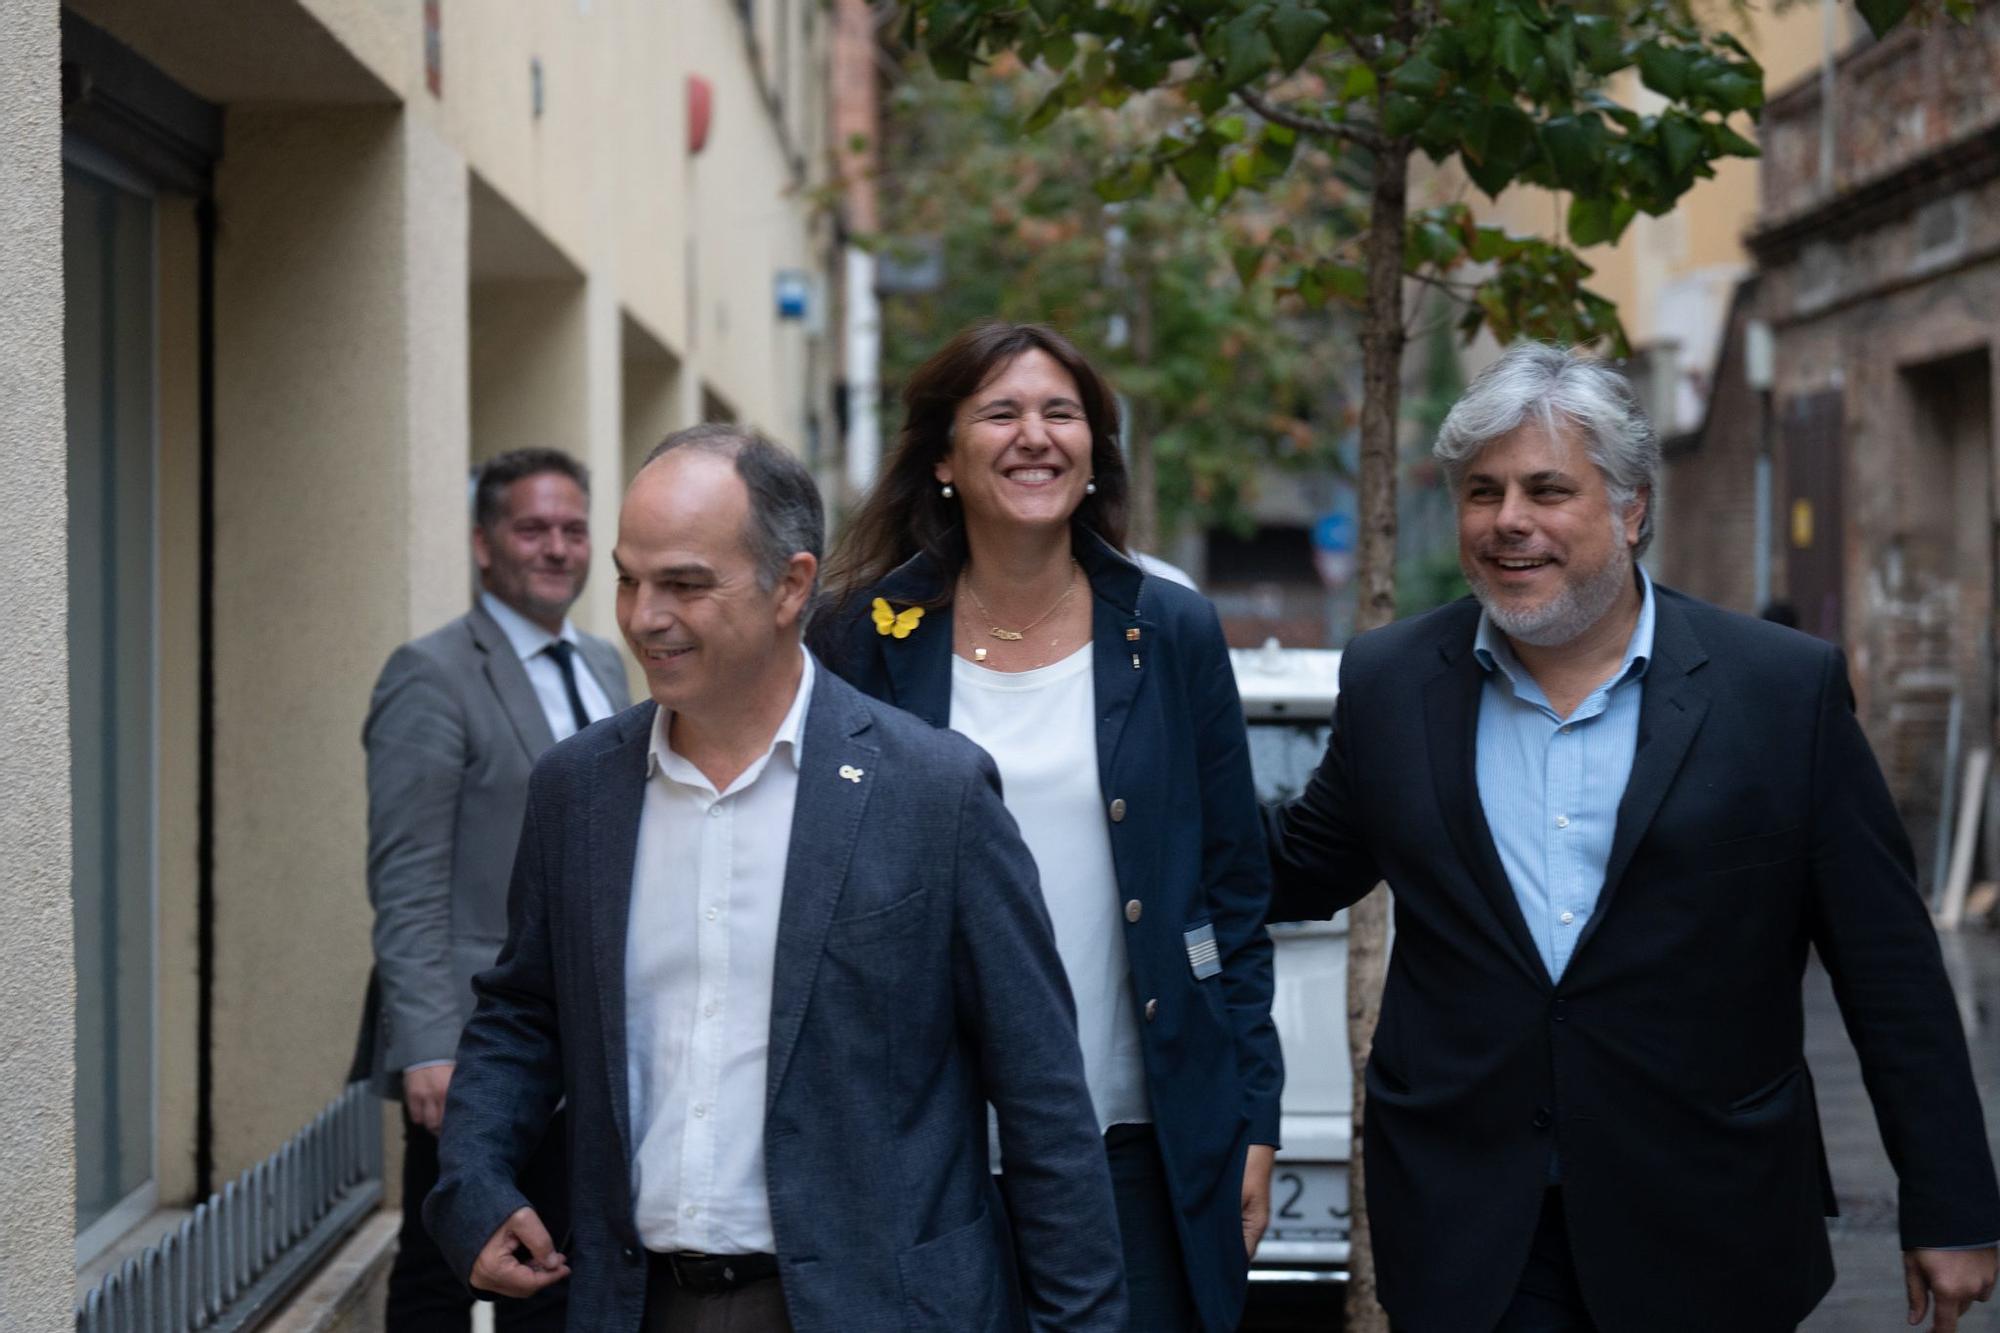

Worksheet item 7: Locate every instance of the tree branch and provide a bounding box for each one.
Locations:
[1237,87,1383,151]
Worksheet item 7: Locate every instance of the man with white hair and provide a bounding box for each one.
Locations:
[1267,343,1999,1333]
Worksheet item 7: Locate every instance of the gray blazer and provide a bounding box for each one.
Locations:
[424,665,1127,1333]
[352,601,630,1092]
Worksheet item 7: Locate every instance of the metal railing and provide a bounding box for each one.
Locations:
[77,1081,384,1333]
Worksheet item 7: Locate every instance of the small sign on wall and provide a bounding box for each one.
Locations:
[425,0,442,97]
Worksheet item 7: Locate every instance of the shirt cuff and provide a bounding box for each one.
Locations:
[404,1059,453,1072]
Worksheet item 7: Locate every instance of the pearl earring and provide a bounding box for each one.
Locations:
[941,483,955,499]
[1085,480,1097,495]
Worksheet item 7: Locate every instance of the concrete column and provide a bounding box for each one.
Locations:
[0,1,76,1326]
[211,107,469,1175]
[575,273,624,643]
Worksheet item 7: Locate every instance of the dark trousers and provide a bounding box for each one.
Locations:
[642,1276,793,1333]
[387,1101,570,1333]
[1103,1123,1200,1333]
[1489,1189,1597,1333]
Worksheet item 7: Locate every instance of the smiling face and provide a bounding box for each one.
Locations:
[474,471,592,633]
[1457,419,1645,647]
[934,348,1095,539]
[613,450,814,721]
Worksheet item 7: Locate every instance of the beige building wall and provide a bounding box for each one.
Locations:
[210,106,472,1175]
[0,1,76,1326]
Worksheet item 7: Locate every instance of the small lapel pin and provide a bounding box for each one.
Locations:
[838,764,864,783]
[1131,653,1142,670]
[1126,628,1141,641]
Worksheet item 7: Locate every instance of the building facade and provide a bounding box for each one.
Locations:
[2,1,838,1323]
[1667,3,2000,871]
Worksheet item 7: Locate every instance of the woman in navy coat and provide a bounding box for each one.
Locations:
[811,321,1281,1332]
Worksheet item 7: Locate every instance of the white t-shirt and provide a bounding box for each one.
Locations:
[950,644,1151,1136]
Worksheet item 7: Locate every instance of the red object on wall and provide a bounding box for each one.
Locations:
[687,76,713,155]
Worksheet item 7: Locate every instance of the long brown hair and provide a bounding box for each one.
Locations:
[822,321,1129,608]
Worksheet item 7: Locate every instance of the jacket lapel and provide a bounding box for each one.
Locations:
[588,704,653,1172]
[471,602,558,761]
[870,550,953,727]
[765,672,878,1109]
[1423,623,1550,987]
[578,634,633,711]
[1573,594,1710,961]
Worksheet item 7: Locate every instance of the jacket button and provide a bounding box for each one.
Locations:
[1552,999,1568,1022]
[1125,899,1142,923]
[1533,1107,1553,1130]
[1109,798,1127,822]
[624,1246,640,1263]
[1144,998,1158,1022]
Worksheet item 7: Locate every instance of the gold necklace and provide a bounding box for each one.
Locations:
[963,560,1080,641]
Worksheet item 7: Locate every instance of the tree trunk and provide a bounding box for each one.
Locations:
[1344,135,1409,1333]
[1127,269,1159,555]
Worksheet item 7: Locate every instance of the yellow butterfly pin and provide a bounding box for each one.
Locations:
[871,597,924,640]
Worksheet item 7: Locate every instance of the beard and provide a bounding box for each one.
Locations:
[1464,541,1633,648]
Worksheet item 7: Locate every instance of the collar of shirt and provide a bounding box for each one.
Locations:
[480,589,582,662]
[1472,566,1657,720]
[648,649,816,797]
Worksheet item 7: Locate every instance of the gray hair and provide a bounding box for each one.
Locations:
[1433,343,1661,557]
[641,424,825,593]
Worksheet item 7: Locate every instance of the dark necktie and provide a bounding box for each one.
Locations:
[543,640,594,736]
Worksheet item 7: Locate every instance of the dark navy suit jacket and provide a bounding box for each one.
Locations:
[425,664,1126,1333]
[814,529,1282,1333]
[1269,587,2000,1333]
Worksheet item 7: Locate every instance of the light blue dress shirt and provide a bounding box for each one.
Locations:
[1474,569,1656,983]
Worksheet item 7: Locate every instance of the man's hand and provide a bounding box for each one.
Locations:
[1241,1144,1277,1258]
[1905,1247,1998,1331]
[404,1062,454,1135]
[470,1206,570,1299]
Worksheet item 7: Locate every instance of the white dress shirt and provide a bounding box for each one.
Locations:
[950,646,1151,1137]
[625,650,814,1254]
[480,591,615,743]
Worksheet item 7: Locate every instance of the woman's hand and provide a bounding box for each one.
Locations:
[1241,1144,1277,1257]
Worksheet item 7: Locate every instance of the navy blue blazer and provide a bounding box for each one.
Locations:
[1269,587,2000,1333]
[425,664,1127,1333]
[813,529,1282,1333]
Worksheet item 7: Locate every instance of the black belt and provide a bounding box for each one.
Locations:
[648,1250,779,1294]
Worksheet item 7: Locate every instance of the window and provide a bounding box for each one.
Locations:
[65,157,159,1256]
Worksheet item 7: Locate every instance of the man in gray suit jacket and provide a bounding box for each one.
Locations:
[353,447,631,1331]
[425,426,1125,1332]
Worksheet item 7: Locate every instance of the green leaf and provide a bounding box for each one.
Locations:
[1462,102,1537,196]
[1027,0,1066,21]
[1567,194,1636,247]
[1540,114,1605,193]
[1043,31,1078,70]
[1494,15,1535,81]
[1214,115,1249,142]
[1636,42,1690,100]
[1382,93,1426,137]
[1217,12,1280,90]
[1660,116,1703,180]
[1469,225,1518,263]
[1232,243,1267,288]
[1318,261,1369,302]
[1341,63,1378,99]
[1700,69,1763,114]
[1269,5,1332,73]
[1389,54,1448,97]
[1572,14,1626,76]
[1167,141,1221,199]
[1855,0,1913,38]
[1544,21,1578,88]
[1023,79,1070,133]
[1707,122,1760,159]
[1095,157,1156,202]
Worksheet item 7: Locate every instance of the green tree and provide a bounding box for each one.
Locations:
[894,1,1790,1324]
[874,61,1357,553]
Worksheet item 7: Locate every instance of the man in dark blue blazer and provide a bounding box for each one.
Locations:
[1269,345,1999,1333]
[425,425,1125,1332]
